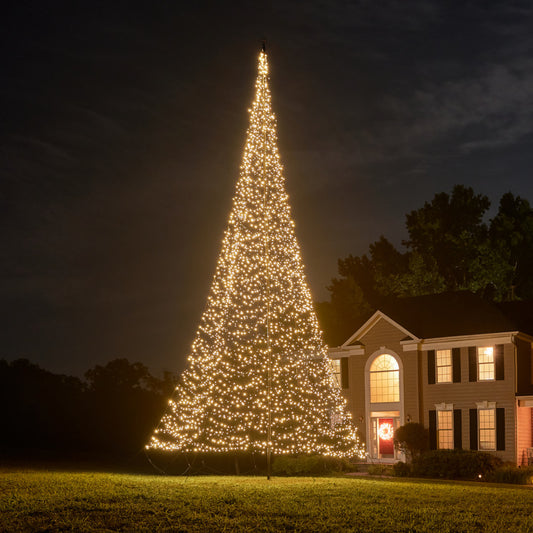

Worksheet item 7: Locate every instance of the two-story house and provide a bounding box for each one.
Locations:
[329,291,533,465]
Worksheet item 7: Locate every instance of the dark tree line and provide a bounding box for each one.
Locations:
[317,186,533,344]
[0,358,176,462]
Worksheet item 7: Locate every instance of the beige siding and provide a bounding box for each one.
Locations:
[341,317,421,442]
[337,314,524,464]
[422,343,517,463]
[358,318,420,425]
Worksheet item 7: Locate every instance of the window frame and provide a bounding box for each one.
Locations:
[477,346,495,382]
[478,407,496,451]
[369,354,400,403]
[436,349,452,384]
[330,358,342,388]
[437,409,454,449]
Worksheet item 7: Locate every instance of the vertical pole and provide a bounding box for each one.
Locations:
[261,43,272,481]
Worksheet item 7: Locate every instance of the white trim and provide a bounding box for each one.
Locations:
[329,346,364,358]
[515,332,533,343]
[517,397,533,407]
[402,342,419,352]
[435,402,454,411]
[476,401,496,409]
[416,332,517,351]
[476,403,497,452]
[364,348,405,461]
[342,310,419,347]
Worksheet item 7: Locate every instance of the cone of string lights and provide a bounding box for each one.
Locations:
[147,47,364,469]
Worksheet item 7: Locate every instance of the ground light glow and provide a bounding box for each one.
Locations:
[147,50,364,459]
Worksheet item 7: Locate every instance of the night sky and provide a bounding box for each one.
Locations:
[3,1,533,377]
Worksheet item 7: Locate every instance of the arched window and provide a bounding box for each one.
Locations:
[370,354,400,403]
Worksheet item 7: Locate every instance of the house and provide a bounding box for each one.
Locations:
[329,291,533,465]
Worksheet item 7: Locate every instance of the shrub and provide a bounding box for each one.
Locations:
[367,464,393,476]
[411,449,502,480]
[486,465,533,485]
[392,461,412,477]
[394,423,429,462]
[272,455,353,476]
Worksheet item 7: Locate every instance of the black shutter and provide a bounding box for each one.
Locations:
[341,357,349,389]
[495,345,505,381]
[469,409,478,450]
[429,410,437,450]
[453,409,462,449]
[452,348,461,383]
[496,408,505,450]
[468,347,477,382]
[428,350,435,385]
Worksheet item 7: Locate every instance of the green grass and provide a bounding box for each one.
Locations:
[2,470,533,532]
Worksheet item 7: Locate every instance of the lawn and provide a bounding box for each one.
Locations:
[2,470,533,532]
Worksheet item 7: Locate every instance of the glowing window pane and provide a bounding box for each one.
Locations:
[370,354,400,403]
[436,349,452,383]
[330,359,341,387]
[370,354,399,372]
[478,347,494,381]
[479,408,496,450]
[437,410,453,449]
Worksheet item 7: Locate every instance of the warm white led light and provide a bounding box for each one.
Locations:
[147,51,364,458]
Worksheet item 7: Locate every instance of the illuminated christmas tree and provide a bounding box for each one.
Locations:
[147,48,363,459]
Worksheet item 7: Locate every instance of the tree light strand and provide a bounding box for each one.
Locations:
[147,50,364,459]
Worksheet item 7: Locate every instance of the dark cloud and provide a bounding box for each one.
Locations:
[2,0,533,375]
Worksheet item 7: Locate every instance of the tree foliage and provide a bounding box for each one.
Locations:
[394,422,429,462]
[319,186,533,344]
[0,358,177,460]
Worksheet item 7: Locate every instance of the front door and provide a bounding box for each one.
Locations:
[370,416,399,459]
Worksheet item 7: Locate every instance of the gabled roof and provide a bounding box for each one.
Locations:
[343,310,419,347]
[343,291,533,345]
[497,299,533,336]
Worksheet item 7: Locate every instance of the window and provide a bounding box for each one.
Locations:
[437,410,453,449]
[436,349,452,383]
[370,354,399,403]
[478,347,495,381]
[330,359,341,387]
[479,408,496,450]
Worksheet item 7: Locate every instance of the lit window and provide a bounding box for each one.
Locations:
[330,359,341,387]
[436,349,452,383]
[437,410,453,449]
[370,354,399,403]
[479,408,496,450]
[478,347,495,381]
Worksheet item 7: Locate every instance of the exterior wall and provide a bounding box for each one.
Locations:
[335,312,528,465]
[422,343,516,463]
[516,404,533,466]
[340,317,420,456]
[342,357,364,437]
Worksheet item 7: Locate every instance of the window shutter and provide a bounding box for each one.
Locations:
[468,347,477,382]
[341,357,349,389]
[453,409,462,449]
[495,345,504,381]
[429,410,437,450]
[496,407,505,450]
[428,350,435,385]
[452,348,461,383]
[469,409,478,450]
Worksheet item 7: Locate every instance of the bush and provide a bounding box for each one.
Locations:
[392,461,412,477]
[394,423,429,462]
[486,465,533,485]
[272,455,354,476]
[367,464,393,476]
[411,449,502,480]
